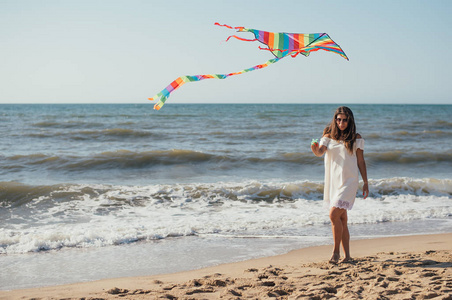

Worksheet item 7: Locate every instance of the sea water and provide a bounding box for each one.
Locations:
[0,103,451,289]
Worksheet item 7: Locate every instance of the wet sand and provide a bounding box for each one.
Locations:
[1,233,451,299]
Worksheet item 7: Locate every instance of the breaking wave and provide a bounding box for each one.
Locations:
[0,177,450,254]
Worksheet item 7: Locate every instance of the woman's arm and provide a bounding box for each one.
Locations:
[356,148,369,199]
[311,143,327,157]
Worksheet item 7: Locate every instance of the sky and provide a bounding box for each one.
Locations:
[0,0,451,104]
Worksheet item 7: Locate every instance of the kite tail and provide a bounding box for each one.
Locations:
[149,23,348,110]
[148,76,187,110]
[149,58,281,110]
[152,97,167,111]
[214,22,245,31]
[225,35,257,43]
[216,23,258,44]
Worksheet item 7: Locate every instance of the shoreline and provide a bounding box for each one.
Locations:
[2,233,451,299]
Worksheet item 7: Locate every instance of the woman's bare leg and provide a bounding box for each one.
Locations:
[340,211,351,262]
[329,207,346,263]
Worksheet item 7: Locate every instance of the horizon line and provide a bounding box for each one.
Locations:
[0,102,449,105]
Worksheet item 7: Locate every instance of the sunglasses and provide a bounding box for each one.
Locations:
[336,117,348,123]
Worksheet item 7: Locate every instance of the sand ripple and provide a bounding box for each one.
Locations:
[100,250,451,299]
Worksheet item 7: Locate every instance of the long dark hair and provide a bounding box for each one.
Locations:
[323,106,357,154]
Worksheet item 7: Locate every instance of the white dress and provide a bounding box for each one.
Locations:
[319,137,364,210]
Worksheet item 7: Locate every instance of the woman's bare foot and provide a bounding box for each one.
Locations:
[340,257,353,263]
[329,253,340,264]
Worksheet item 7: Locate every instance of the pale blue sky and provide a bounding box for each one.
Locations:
[1,0,451,104]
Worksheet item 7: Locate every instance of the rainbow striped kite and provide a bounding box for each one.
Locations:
[149,23,348,110]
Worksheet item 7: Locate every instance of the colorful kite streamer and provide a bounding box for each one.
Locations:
[149,23,348,110]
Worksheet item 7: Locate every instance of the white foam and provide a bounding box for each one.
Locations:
[1,178,451,254]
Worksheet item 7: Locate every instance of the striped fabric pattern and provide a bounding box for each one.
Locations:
[238,27,348,60]
[149,24,348,110]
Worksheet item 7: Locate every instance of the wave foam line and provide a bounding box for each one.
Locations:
[1,178,451,254]
[1,177,450,208]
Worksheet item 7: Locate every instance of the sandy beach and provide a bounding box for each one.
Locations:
[1,233,451,299]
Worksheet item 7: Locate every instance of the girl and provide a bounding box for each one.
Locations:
[311,106,369,263]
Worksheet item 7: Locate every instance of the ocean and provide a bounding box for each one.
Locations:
[0,103,451,290]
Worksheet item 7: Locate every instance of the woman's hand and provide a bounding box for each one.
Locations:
[362,182,369,199]
[311,142,319,152]
[311,141,327,157]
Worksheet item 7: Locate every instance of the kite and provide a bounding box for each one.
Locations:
[149,23,348,110]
